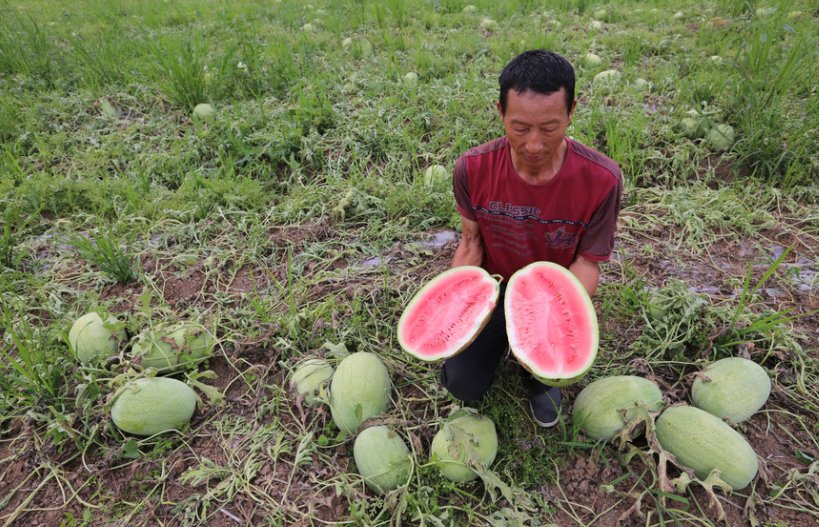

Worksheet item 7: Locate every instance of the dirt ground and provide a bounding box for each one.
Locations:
[1,224,817,526]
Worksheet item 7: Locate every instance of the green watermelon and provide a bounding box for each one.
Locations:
[656,405,759,490]
[69,312,124,364]
[692,357,771,423]
[111,377,197,436]
[290,358,334,405]
[354,425,412,493]
[329,352,391,434]
[131,322,213,373]
[573,375,664,440]
[430,408,497,482]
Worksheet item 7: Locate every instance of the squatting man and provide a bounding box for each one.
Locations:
[440,50,622,427]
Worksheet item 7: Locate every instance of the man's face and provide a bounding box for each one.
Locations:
[498,88,576,173]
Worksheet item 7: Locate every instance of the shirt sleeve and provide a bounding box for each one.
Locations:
[577,173,622,261]
[452,155,477,221]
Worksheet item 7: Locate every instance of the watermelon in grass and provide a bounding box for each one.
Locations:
[398,266,500,361]
[505,262,598,387]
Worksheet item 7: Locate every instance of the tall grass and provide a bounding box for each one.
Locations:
[151,36,209,111]
[727,17,815,187]
[0,307,64,405]
[0,14,56,83]
[70,229,139,283]
[71,31,131,88]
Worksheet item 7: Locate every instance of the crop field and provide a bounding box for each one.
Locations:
[0,0,817,525]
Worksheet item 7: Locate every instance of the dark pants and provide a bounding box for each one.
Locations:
[440,285,550,402]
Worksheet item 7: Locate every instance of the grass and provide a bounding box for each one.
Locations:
[0,0,817,525]
[70,229,139,284]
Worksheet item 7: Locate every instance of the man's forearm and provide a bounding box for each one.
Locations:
[451,240,484,267]
[568,256,600,297]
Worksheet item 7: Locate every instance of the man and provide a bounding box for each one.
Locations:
[441,50,622,427]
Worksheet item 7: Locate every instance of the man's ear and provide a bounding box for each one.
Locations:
[496,100,504,117]
[568,99,578,120]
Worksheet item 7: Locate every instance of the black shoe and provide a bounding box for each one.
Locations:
[529,385,561,428]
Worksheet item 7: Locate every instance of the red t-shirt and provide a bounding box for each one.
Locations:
[454,136,622,281]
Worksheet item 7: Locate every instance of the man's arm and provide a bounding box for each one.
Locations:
[569,255,600,297]
[451,217,484,268]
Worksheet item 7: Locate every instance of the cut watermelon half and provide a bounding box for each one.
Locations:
[398,266,500,361]
[505,262,598,387]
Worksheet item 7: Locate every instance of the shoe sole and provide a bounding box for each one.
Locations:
[529,400,559,428]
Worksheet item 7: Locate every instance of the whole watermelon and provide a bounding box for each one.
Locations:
[111,377,197,436]
[131,322,213,373]
[69,312,124,364]
[573,375,664,441]
[430,408,497,482]
[329,352,391,434]
[656,405,759,490]
[354,425,412,493]
[290,358,334,405]
[692,357,770,423]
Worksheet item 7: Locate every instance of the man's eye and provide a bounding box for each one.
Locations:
[514,128,528,134]
[541,127,557,134]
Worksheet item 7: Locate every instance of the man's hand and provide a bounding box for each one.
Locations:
[451,217,484,267]
[569,255,600,297]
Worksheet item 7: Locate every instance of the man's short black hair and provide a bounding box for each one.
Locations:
[499,50,575,115]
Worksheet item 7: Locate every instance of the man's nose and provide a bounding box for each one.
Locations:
[525,135,544,153]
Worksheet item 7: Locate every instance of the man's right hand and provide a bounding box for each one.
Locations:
[451,217,484,267]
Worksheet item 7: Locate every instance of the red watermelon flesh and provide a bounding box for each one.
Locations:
[505,262,598,387]
[398,266,500,361]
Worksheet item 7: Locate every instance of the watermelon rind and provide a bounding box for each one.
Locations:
[505,262,598,387]
[398,266,500,362]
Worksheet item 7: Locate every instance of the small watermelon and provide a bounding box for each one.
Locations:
[69,312,124,364]
[290,358,333,405]
[192,103,215,120]
[505,262,598,387]
[398,266,500,362]
[330,352,391,434]
[573,375,664,440]
[131,322,213,373]
[354,425,412,493]
[430,408,497,482]
[692,357,771,423]
[111,377,197,436]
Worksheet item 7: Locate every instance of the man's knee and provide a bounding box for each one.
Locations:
[440,361,492,402]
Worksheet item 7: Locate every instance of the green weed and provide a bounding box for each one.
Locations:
[0,306,65,409]
[71,31,131,88]
[151,37,209,111]
[727,16,815,187]
[634,279,714,362]
[713,245,817,357]
[622,184,777,251]
[70,229,139,284]
[0,14,56,82]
